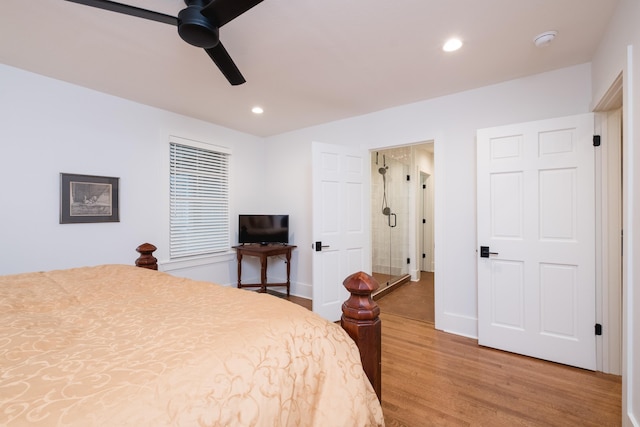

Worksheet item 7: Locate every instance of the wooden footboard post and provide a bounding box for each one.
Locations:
[135,243,158,270]
[341,271,381,401]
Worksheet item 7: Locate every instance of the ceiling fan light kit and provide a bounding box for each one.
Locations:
[65,0,265,85]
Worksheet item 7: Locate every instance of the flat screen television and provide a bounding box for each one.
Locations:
[238,214,289,245]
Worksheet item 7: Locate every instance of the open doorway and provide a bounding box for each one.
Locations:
[372,142,435,324]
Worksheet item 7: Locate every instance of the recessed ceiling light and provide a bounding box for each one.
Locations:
[443,38,463,52]
[533,31,557,48]
[251,106,264,114]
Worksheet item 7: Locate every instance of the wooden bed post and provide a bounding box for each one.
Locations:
[135,243,158,270]
[341,271,382,401]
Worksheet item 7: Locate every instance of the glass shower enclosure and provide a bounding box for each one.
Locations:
[371,147,412,292]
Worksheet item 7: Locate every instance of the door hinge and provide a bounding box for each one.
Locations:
[422,218,426,224]
[406,174,411,181]
[595,323,603,336]
[422,253,426,259]
[423,184,426,189]
[407,258,410,264]
[593,135,601,147]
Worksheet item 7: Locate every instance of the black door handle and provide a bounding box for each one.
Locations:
[314,241,330,252]
[480,246,499,258]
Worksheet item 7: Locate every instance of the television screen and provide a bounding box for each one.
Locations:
[239,214,289,244]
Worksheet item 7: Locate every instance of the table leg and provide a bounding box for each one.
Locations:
[236,252,243,288]
[260,254,268,293]
[285,249,292,296]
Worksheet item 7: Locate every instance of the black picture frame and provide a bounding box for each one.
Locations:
[60,173,120,224]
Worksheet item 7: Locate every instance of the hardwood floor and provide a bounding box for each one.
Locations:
[376,272,434,323]
[272,290,312,310]
[282,287,621,426]
[380,313,621,426]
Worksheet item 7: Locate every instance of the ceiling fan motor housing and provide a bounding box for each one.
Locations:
[178,5,220,48]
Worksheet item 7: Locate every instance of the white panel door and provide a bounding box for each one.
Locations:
[312,142,370,321]
[477,114,596,370]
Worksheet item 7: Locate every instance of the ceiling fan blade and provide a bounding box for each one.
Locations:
[201,0,264,27]
[204,43,246,85]
[65,0,178,26]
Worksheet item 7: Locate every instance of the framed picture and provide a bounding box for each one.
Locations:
[60,173,120,224]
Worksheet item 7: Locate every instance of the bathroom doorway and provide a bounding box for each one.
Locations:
[371,142,434,300]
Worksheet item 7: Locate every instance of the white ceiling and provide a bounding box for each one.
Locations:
[0,0,619,137]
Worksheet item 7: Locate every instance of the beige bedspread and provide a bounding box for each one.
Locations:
[0,265,384,426]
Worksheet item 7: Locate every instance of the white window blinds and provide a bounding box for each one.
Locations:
[169,140,230,259]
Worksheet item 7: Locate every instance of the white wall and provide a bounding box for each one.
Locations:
[0,64,266,286]
[265,63,593,337]
[591,0,640,424]
[258,137,312,296]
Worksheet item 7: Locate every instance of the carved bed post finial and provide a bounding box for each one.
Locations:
[135,243,158,270]
[341,271,381,401]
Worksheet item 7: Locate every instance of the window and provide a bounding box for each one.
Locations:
[169,137,230,259]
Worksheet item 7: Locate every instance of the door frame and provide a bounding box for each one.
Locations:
[595,109,623,375]
[593,72,623,375]
[369,140,443,328]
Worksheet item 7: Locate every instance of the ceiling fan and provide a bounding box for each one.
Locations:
[65,0,264,85]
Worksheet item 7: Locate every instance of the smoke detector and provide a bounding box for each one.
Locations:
[533,31,557,47]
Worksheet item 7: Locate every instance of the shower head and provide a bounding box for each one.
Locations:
[378,167,387,175]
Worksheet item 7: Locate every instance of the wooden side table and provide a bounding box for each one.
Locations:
[233,244,296,296]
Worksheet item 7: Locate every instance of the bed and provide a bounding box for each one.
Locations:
[0,244,383,426]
